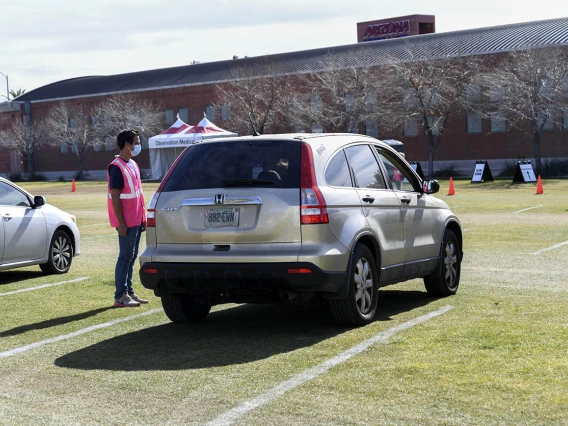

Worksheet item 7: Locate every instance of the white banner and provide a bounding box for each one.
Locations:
[148,135,202,149]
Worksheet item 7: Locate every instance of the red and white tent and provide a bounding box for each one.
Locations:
[149,115,237,180]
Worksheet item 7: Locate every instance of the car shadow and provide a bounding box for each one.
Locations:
[55,289,434,371]
[0,270,45,286]
[0,307,114,338]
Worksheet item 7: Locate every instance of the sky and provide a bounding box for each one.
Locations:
[1,0,568,98]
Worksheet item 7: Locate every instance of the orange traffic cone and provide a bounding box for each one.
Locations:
[535,175,544,195]
[71,179,76,192]
[447,177,455,196]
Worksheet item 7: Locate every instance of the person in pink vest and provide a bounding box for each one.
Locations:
[107,129,148,307]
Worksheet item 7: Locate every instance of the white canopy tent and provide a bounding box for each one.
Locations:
[148,115,237,180]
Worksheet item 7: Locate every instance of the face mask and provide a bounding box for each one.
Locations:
[131,144,142,157]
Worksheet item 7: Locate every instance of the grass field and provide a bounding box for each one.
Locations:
[0,179,567,425]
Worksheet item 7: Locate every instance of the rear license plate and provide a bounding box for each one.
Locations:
[204,208,240,227]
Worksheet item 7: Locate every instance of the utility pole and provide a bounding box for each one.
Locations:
[0,71,9,101]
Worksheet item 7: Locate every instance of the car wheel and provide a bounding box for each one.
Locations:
[424,229,461,297]
[330,244,378,326]
[39,230,73,274]
[161,294,211,324]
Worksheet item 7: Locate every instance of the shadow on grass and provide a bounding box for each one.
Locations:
[0,307,114,337]
[54,289,433,371]
[0,270,45,286]
[465,180,535,191]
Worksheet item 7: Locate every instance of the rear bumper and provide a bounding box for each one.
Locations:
[139,261,346,297]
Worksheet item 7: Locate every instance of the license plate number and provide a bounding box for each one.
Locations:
[204,208,240,227]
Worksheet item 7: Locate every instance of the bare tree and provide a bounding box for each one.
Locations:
[44,102,96,180]
[482,47,568,175]
[380,46,483,176]
[92,94,163,145]
[0,115,47,174]
[214,59,295,135]
[291,51,385,134]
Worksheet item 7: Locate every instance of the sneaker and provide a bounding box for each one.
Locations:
[129,293,148,304]
[114,293,140,308]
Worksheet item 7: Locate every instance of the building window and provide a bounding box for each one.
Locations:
[366,120,378,138]
[564,110,568,129]
[402,88,415,109]
[403,118,418,137]
[294,125,306,133]
[312,123,323,133]
[165,109,175,125]
[205,105,216,122]
[140,134,148,149]
[178,108,188,123]
[60,142,68,154]
[347,121,358,133]
[345,93,355,112]
[538,111,554,131]
[365,92,377,111]
[467,113,482,134]
[489,85,504,102]
[310,96,323,113]
[490,112,506,132]
[221,105,230,121]
[427,116,440,136]
[105,136,114,151]
[467,84,481,103]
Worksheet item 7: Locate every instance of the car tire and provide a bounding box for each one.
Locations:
[424,229,461,297]
[161,294,211,324]
[330,244,378,326]
[39,230,73,274]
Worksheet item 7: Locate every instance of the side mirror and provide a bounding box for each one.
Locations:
[34,195,46,207]
[422,180,440,195]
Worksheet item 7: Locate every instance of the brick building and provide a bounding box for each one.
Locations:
[2,16,568,179]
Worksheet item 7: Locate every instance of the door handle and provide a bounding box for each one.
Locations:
[3,214,11,221]
[400,197,411,205]
[362,196,375,203]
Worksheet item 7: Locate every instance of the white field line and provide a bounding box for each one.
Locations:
[513,205,542,214]
[207,305,453,426]
[0,308,163,359]
[80,223,108,228]
[462,228,473,232]
[83,233,116,240]
[531,240,568,255]
[0,277,89,297]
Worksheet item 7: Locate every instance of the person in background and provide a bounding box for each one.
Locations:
[107,129,148,307]
[393,152,406,190]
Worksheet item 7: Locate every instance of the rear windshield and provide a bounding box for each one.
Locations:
[162,140,301,191]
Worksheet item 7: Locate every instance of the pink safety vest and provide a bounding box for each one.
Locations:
[107,157,146,228]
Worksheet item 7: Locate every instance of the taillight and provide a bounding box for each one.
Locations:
[300,143,329,224]
[146,209,155,227]
[146,192,160,228]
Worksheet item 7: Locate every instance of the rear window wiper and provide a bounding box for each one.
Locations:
[222,178,275,187]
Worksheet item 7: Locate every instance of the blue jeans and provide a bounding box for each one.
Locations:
[114,224,143,299]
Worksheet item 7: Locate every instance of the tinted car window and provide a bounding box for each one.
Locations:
[162,140,301,191]
[374,147,420,192]
[0,182,31,207]
[325,150,353,187]
[344,145,386,189]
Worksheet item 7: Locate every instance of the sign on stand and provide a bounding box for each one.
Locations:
[512,161,537,183]
[409,161,425,180]
[471,160,494,183]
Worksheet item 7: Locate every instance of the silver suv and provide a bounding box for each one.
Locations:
[139,134,462,326]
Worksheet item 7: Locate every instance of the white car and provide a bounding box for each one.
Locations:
[0,177,80,274]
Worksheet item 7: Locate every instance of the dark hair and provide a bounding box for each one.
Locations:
[116,129,139,149]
